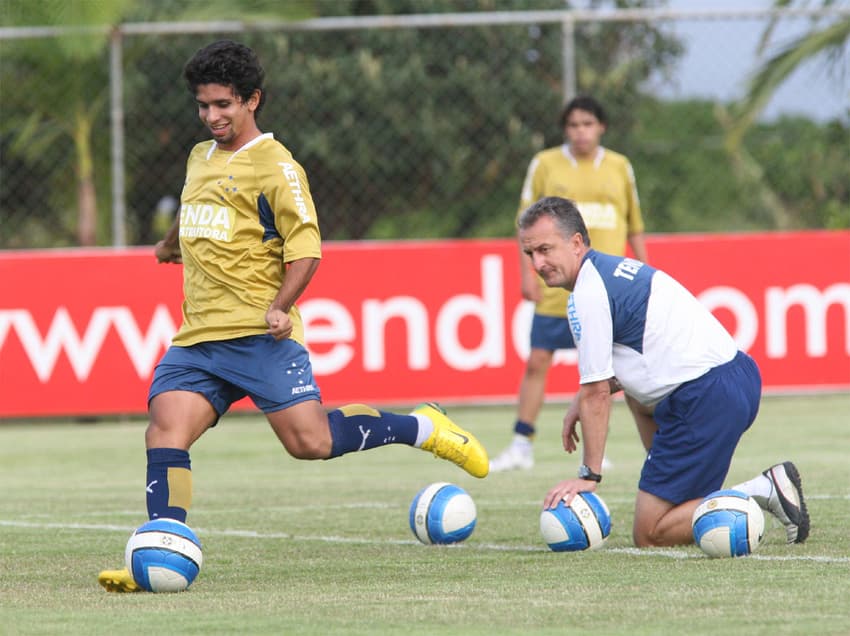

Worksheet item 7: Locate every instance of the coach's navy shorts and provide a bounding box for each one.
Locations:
[638,351,762,505]
[530,314,576,351]
[149,335,322,417]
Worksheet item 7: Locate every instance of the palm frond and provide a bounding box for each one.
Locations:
[727,15,850,149]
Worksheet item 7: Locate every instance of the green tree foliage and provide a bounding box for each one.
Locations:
[745,116,850,230]
[728,0,850,148]
[0,0,134,246]
[631,98,849,232]
[1,1,846,249]
[251,0,683,239]
[723,0,850,230]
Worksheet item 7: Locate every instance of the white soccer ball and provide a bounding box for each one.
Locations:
[409,482,477,544]
[692,489,765,558]
[125,518,203,592]
[540,491,612,552]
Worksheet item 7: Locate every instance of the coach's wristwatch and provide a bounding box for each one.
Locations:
[578,464,603,483]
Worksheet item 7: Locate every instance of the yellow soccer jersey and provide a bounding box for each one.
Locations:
[173,133,321,346]
[518,144,644,317]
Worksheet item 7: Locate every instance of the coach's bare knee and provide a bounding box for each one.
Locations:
[633,527,659,548]
[633,530,662,548]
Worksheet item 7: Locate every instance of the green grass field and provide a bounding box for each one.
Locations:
[2,394,849,635]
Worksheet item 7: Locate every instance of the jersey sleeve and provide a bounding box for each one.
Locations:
[623,158,645,235]
[517,154,544,218]
[265,157,322,263]
[570,264,615,384]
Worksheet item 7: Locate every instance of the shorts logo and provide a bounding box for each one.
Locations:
[291,384,315,395]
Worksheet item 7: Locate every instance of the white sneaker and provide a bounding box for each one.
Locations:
[762,461,810,544]
[489,444,534,472]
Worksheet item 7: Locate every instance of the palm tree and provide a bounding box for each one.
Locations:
[1,0,134,246]
[720,1,849,229]
[727,0,850,149]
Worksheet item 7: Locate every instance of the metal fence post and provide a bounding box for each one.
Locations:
[109,27,126,247]
[561,15,575,105]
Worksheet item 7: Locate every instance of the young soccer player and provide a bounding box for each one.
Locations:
[98,40,488,592]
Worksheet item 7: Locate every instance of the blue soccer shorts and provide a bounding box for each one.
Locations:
[530,314,576,351]
[638,351,762,505]
[149,334,322,417]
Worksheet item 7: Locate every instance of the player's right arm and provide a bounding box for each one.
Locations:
[519,239,541,301]
[154,214,182,264]
[517,156,544,301]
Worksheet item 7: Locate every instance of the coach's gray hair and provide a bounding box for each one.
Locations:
[517,196,590,246]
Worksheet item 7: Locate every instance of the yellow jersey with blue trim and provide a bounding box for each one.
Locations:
[518,144,644,317]
[173,133,321,347]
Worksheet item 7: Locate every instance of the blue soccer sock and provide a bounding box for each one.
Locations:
[513,420,535,438]
[327,404,420,458]
[146,448,192,522]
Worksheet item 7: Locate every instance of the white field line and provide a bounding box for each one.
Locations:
[27,492,846,519]
[1,519,848,564]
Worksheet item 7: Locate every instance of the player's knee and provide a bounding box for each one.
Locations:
[632,521,664,547]
[282,431,330,460]
[632,530,658,548]
[145,420,185,448]
[525,355,552,377]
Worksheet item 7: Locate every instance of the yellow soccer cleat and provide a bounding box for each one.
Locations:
[98,567,141,593]
[414,403,489,478]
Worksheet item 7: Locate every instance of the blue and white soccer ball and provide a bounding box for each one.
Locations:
[125,518,203,592]
[540,491,612,552]
[409,482,477,544]
[692,489,765,558]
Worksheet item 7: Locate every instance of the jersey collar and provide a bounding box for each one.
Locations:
[561,144,605,169]
[206,132,275,162]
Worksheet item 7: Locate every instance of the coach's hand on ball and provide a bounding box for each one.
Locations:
[544,477,599,510]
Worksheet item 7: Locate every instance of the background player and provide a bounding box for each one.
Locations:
[491,96,648,472]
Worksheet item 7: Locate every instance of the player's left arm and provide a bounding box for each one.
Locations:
[264,151,322,339]
[627,232,649,264]
[265,257,320,340]
[623,157,648,263]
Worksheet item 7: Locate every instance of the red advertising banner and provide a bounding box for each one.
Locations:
[1,231,848,418]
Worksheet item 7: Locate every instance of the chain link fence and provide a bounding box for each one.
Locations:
[1,6,847,248]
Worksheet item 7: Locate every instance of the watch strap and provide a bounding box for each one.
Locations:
[578,464,603,483]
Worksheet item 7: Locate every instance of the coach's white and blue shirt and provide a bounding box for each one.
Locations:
[568,250,738,406]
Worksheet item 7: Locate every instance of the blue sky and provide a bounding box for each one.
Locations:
[654,0,848,122]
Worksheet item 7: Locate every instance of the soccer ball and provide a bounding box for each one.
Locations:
[125,518,203,592]
[540,491,612,552]
[692,489,765,558]
[409,482,477,544]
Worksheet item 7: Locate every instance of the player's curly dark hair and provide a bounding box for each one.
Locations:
[183,40,267,117]
[558,95,607,130]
